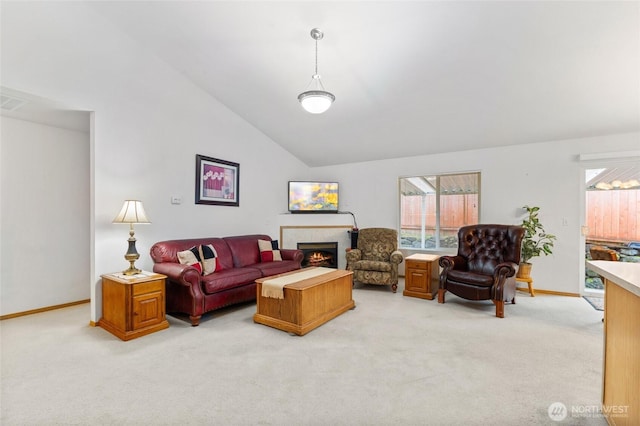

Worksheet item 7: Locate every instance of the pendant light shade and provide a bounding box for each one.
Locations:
[298,29,335,114]
[298,77,336,114]
[298,92,334,114]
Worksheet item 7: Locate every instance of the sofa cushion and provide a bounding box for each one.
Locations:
[447,269,494,287]
[201,267,262,294]
[351,260,392,272]
[225,234,271,268]
[251,260,302,277]
[258,239,282,262]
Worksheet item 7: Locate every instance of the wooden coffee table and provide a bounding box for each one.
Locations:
[253,268,354,335]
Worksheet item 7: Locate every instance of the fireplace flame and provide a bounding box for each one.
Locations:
[307,251,333,266]
[297,242,338,269]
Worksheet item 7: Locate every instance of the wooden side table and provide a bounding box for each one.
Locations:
[98,272,169,341]
[515,276,535,297]
[403,253,440,300]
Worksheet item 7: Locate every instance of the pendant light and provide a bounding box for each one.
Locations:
[298,28,335,114]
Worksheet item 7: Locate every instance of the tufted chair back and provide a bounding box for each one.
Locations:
[458,225,524,276]
[438,224,525,318]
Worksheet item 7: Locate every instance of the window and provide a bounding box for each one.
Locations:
[399,172,480,250]
[585,166,640,243]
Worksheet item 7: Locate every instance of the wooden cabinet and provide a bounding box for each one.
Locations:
[403,254,440,300]
[98,272,169,341]
[587,261,640,426]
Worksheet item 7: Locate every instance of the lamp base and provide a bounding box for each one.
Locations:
[122,263,142,276]
[122,233,141,275]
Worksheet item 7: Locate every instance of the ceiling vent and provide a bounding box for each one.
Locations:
[1,94,27,111]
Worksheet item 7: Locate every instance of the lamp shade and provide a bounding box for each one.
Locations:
[298,90,335,114]
[113,200,150,224]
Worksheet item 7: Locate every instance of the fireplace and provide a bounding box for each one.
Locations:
[297,242,338,269]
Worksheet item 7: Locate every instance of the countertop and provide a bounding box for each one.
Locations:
[586,260,640,297]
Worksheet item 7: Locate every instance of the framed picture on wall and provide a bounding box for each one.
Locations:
[195,154,240,206]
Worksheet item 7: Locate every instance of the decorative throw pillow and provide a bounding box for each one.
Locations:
[177,247,203,274]
[177,245,223,275]
[199,244,223,275]
[258,239,282,262]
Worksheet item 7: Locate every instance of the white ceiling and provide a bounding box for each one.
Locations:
[86,1,638,167]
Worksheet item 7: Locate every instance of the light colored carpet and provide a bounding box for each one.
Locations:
[1,279,607,425]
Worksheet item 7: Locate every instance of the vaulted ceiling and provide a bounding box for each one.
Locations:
[85,1,639,167]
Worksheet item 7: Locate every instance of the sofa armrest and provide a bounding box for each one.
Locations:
[492,262,518,301]
[345,249,362,269]
[280,248,303,264]
[390,250,404,265]
[152,262,202,288]
[493,262,518,280]
[439,255,466,272]
[153,262,206,326]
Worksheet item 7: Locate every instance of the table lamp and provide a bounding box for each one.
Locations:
[113,200,150,275]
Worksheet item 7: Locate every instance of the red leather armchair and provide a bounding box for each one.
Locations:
[438,224,525,318]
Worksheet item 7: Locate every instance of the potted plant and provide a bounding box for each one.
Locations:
[518,205,556,278]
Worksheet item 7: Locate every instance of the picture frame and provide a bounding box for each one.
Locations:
[195,154,240,206]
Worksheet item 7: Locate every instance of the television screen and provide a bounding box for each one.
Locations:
[288,181,339,213]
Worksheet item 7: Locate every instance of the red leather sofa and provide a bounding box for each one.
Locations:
[150,235,303,326]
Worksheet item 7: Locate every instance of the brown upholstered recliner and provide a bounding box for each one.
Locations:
[438,224,525,318]
[589,245,619,262]
[346,228,404,292]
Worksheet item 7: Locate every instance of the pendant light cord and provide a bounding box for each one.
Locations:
[315,38,319,76]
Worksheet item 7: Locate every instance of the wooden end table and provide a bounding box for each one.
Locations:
[403,253,440,300]
[98,272,169,341]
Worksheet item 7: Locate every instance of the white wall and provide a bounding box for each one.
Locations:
[2,2,638,322]
[1,2,307,322]
[311,132,640,295]
[0,116,90,315]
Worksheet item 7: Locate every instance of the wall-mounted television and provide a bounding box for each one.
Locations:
[288,181,339,213]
